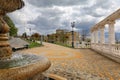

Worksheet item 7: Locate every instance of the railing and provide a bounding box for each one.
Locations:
[91,43,120,56]
[76,44,91,48]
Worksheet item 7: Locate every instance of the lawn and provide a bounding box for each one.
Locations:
[25,39,43,48]
[54,42,72,48]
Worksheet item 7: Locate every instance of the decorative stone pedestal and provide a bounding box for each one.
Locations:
[0,46,12,60]
[0,17,12,60]
[0,1,51,80]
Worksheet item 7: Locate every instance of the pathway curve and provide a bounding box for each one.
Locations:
[21,42,120,80]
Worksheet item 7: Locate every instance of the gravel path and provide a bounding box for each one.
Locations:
[22,42,120,80]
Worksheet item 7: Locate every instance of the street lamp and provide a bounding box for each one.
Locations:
[29,28,31,36]
[40,35,43,45]
[71,22,75,48]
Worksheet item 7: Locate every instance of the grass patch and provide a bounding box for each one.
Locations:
[24,39,43,48]
[28,42,42,48]
[54,42,72,48]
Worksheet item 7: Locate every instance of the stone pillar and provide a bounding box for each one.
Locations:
[100,27,105,44]
[95,30,99,43]
[91,32,94,43]
[93,31,96,43]
[108,21,115,44]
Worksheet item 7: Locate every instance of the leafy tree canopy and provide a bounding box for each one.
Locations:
[3,15,18,36]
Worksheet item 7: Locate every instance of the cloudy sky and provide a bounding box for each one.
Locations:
[8,0,120,35]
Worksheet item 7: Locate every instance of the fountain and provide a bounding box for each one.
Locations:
[0,0,51,80]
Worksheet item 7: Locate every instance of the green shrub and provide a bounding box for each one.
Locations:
[23,39,43,48]
[55,42,72,48]
[28,42,42,48]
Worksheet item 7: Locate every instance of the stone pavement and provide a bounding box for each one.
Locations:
[21,42,120,80]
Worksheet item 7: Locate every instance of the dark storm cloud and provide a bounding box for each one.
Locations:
[79,7,104,17]
[75,20,96,34]
[93,0,113,9]
[27,0,89,7]
[28,7,65,33]
[38,7,65,18]
[76,21,95,29]
[29,16,59,30]
[8,0,120,35]
[75,0,113,18]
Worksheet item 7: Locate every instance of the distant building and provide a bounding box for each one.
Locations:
[45,29,80,47]
[66,31,80,47]
[43,36,48,42]
[56,29,69,33]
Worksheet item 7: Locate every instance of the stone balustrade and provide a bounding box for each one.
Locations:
[91,8,120,63]
[91,43,120,55]
[91,43,120,62]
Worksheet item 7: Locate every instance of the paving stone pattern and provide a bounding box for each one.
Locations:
[22,42,120,80]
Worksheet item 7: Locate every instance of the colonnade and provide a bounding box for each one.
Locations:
[91,21,115,44]
[91,9,120,60]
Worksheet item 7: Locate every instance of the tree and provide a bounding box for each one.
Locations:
[3,15,18,36]
[59,32,68,44]
[47,34,54,43]
[31,33,40,40]
[22,32,27,38]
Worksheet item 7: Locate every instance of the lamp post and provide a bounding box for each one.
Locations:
[29,28,31,36]
[29,28,32,41]
[71,22,75,48]
[40,35,43,45]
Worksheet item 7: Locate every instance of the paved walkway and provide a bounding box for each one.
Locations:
[22,42,120,80]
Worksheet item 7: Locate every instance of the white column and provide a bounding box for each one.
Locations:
[91,32,94,43]
[108,21,115,44]
[93,31,96,43]
[95,30,99,43]
[100,27,105,44]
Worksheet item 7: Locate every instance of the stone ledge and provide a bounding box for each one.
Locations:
[91,48,120,63]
